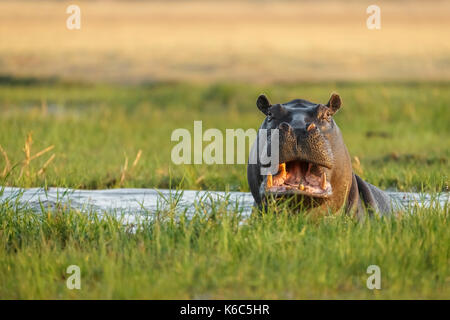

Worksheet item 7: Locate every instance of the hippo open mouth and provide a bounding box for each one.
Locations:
[248,93,393,215]
[265,160,332,198]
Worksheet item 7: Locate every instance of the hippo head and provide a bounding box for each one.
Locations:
[248,93,353,211]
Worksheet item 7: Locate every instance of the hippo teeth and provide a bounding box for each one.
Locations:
[267,174,273,188]
[265,160,332,197]
[321,172,327,190]
[279,163,287,179]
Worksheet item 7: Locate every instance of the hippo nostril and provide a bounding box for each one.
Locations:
[279,122,291,131]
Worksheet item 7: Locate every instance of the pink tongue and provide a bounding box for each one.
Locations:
[305,173,321,186]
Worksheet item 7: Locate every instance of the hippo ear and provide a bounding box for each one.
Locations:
[326,93,342,115]
[256,94,271,115]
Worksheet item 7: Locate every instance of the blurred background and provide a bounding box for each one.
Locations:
[1,0,449,83]
[0,0,448,192]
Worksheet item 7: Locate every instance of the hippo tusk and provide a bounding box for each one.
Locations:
[279,162,287,179]
[267,174,273,188]
[321,172,327,190]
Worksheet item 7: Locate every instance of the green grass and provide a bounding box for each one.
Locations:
[0,190,448,299]
[0,81,448,192]
[0,81,449,299]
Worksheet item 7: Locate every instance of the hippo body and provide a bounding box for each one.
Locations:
[247,93,392,217]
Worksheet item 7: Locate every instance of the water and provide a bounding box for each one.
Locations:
[1,187,448,224]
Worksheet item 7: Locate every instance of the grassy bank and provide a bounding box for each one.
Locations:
[0,82,448,192]
[0,191,448,299]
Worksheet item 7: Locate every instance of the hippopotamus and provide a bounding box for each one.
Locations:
[247,93,392,217]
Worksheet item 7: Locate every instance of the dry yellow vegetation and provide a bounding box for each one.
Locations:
[0,0,449,83]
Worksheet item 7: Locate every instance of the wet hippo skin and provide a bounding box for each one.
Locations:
[247,93,392,217]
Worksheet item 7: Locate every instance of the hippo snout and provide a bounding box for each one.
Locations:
[276,122,333,170]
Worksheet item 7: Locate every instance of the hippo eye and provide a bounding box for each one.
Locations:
[267,111,273,121]
[319,110,331,122]
[317,105,332,122]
